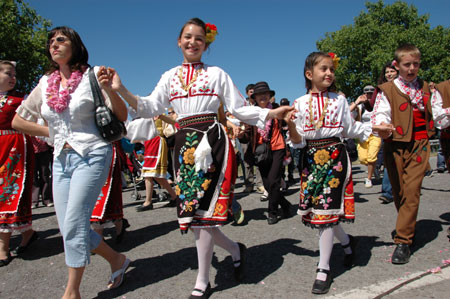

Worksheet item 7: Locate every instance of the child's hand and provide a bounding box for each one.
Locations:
[283,109,298,124]
[429,82,436,93]
[268,105,295,120]
[373,122,394,139]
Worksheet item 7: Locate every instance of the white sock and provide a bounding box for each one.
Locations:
[211,227,240,266]
[333,224,351,254]
[317,227,333,281]
[192,228,214,295]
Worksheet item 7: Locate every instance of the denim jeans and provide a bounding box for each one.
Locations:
[52,145,112,268]
[381,167,393,200]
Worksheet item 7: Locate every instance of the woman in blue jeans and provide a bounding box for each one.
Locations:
[12,26,129,298]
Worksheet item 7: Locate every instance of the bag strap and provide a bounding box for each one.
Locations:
[88,67,105,108]
[268,119,274,142]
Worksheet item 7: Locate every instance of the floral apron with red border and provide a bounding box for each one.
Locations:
[298,137,355,228]
[174,114,236,233]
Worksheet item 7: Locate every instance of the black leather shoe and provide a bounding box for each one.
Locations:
[267,215,278,225]
[116,218,130,244]
[0,253,12,267]
[11,231,38,256]
[342,235,358,268]
[391,244,410,264]
[234,243,247,282]
[136,203,153,212]
[188,282,211,299]
[311,268,332,294]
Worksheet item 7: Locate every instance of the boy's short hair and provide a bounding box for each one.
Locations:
[394,44,421,63]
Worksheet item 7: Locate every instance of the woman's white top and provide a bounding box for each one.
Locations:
[291,91,371,148]
[16,66,111,157]
[135,63,269,128]
[431,90,450,130]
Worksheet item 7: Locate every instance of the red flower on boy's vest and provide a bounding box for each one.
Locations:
[396,126,404,135]
[399,102,409,112]
[416,155,422,163]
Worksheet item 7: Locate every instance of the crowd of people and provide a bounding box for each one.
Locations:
[0,17,449,298]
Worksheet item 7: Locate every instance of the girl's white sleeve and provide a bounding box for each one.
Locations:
[341,98,371,141]
[136,71,171,119]
[431,90,450,129]
[290,98,306,148]
[371,91,392,137]
[219,71,269,129]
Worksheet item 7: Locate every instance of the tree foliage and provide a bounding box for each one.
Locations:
[0,0,51,93]
[317,0,450,100]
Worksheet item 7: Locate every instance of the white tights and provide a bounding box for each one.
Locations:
[192,227,240,293]
[317,224,351,281]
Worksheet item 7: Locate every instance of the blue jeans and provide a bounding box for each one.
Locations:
[53,145,112,268]
[381,167,393,200]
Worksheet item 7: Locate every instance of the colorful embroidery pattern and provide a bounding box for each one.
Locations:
[176,131,209,214]
[0,148,22,204]
[300,146,341,210]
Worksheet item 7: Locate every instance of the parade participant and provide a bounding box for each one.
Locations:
[372,44,435,265]
[286,52,370,294]
[431,79,450,171]
[247,81,292,225]
[0,60,37,266]
[103,18,292,298]
[12,27,130,298]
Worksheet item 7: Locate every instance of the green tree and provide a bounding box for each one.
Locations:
[317,0,450,100]
[0,0,51,93]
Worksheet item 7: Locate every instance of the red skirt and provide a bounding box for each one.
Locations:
[0,131,34,231]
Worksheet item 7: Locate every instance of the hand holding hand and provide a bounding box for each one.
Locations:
[373,122,394,139]
[267,105,295,120]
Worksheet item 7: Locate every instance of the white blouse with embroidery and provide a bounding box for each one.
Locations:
[431,90,450,129]
[16,66,111,157]
[291,91,371,148]
[135,63,269,128]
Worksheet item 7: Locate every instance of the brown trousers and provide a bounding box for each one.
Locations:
[384,139,430,245]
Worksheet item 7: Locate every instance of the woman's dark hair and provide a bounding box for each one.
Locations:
[377,61,398,84]
[46,26,89,73]
[304,52,336,92]
[178,18,206,39]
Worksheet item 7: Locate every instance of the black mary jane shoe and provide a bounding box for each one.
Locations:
[342,234,358,268]
[188,283,211,299]
[311,268,332,294]
[0,253,12,267]
[234,242,247,282]
[11,231,38,256]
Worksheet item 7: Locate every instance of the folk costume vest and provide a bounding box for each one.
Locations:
[378,81,434,142]
[436,80,450,109]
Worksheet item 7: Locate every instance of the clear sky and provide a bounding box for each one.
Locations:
[26,0,450,103]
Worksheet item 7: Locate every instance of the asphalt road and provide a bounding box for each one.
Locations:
[1,156,449,299]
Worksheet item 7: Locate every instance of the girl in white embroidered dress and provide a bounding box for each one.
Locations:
[286,52,370,294]
[101,18,292,298]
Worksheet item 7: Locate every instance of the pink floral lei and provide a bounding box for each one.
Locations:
[258,102,273,142]
[46,70,83,113]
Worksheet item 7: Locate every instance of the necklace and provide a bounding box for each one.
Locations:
[46,70,83,113]
[308,91,329,130]
[178,66,202,92]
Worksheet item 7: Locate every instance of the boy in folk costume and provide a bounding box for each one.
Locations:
[372,44,435,264]
[431,79,450,171]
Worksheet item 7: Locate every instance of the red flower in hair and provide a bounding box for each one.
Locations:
[327,52,340,69]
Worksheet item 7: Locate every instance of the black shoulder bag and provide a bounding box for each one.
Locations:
[254,120,274,167]
[89,68,126,142]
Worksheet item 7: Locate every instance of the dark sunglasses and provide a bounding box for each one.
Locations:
[50,36,68,44]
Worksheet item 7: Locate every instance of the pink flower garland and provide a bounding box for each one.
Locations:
[46,70,83,113]
[258,103,273,142]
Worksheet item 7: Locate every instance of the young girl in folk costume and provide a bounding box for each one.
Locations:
[102,18,292,298]
[286,52,370,294]
[0,60,37,266]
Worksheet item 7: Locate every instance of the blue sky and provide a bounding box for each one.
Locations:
[27,0,450,103]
